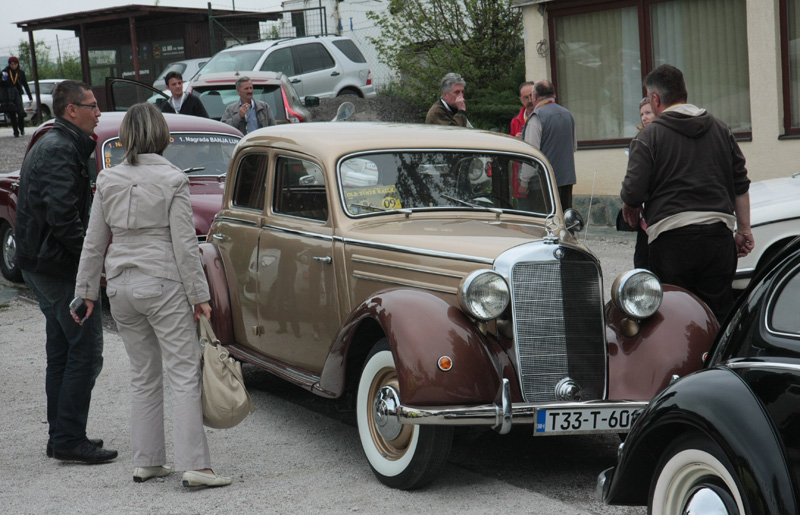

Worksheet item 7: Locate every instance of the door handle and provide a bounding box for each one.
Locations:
[331,71,340,76]
[291,79,301,83]
[212,234,223,240]
[313,256,332,264]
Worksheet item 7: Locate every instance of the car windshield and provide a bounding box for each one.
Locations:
[192,84,286,121]
[339,151,554,216]
[197,50,265,76]
[101,132,240,176]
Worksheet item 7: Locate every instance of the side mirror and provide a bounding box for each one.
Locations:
[304,96,320,107]
[564,208,585,233]
[332,101,354,122]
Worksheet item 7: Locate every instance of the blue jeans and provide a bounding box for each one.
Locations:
[22,270,104,450]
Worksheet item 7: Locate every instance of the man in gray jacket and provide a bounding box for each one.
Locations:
[221,76,276,134]
[521,80,577,209]
[621,64,753,322]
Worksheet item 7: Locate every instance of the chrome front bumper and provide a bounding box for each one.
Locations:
[392,379,648,435]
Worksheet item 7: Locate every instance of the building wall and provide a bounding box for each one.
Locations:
[520,0,799,204]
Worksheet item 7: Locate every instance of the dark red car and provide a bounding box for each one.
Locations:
[0,112,242,282]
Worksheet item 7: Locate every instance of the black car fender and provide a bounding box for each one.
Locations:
[604,367,796,513]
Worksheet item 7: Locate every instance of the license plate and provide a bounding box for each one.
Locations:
[535,407,638,434]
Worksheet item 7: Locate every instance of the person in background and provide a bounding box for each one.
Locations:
[631,97,656,268]
[15,81,116,463]
[521,79,577,209]
[221,76,276,134]
[510,81,535,138]
[426,73,471,127]
[72,102,231,488]
[621,64,753,323]
[509,81,535,207]
[160,71,209,118]
[2,56,33,137]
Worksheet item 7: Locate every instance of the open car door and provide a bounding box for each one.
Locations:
[105,77,169,112]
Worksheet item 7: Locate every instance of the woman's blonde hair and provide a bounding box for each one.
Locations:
[119,102,170,165]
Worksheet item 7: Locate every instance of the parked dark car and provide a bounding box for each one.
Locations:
[599,236,800,514]
[0,112,241,282]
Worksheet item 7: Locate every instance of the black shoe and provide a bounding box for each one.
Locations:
[47,438,104,458]
[19,129,24,136]
[53,440,117,464]
[13,132,19,138]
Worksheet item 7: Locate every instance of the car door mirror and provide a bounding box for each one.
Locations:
[304,96,320,107]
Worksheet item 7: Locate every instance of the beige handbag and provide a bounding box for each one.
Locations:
[198,314,254,429]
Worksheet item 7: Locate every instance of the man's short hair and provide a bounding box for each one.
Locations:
[235,76,252,91]
[534,80,555,98]
[165,71,183,88]
[441,73,465,94]
[53,81,92,118]
[518,81,534,95]
[644,64,688,106]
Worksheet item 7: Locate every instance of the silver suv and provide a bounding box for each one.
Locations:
[194,35,376,99]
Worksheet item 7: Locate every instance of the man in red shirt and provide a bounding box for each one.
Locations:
[509,82,535,202]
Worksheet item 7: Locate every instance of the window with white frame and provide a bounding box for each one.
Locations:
[549,0,750,144]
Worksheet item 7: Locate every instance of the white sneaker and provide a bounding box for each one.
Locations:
[181,470,232,488]
[133,465,173,483]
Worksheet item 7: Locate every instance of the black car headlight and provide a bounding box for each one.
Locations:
[611,269,663,319]
[458,270,510,321]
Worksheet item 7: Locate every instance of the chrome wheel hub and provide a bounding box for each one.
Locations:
[373,385,402,441]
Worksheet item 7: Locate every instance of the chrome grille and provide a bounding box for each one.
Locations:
[511,258,605,402]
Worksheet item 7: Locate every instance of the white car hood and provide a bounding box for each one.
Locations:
[749,175,800,225]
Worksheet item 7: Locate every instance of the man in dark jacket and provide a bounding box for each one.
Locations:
[621,65,754,322]
[15,81,117,464]
[160,71,208,118]
[425,73,471,127]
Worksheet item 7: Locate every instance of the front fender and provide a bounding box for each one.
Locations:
[606,285,718,400]
[320,289,503,406]
[198,242,234,345]
[604,367,796,513]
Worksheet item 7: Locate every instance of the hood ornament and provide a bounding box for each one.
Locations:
[543,214,560,245]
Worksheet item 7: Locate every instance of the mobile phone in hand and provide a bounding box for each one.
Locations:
[70,296,88,323]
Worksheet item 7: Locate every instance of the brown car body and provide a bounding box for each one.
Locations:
[200,122,718,489]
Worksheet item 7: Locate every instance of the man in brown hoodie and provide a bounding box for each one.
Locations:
[621,64,753,323]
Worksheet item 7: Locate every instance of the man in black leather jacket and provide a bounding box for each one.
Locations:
[15,81,117,464]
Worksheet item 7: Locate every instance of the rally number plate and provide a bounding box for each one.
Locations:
[535,407,639,435]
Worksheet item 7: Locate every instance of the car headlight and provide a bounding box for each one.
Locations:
[458,270,510,320]
[611,269,663,319]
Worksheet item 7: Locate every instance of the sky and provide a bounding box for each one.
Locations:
[1,0,284,55]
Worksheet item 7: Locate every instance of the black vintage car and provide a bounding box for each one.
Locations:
[598,237,800,514]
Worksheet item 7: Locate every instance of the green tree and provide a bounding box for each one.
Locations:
[16,39,82,81]
[367,0,525,130]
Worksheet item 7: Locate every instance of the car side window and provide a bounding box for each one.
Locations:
[273,156,327,221]
[261,47,295,76]
[232,153,268,211]
[294,43,335,74]
[768,264,800,336]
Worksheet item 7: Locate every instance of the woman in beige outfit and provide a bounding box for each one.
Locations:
[73,103,230,488]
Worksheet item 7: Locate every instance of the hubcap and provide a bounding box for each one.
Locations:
[683,485,738,514]
[373,385,402,440]
[2,230,15,269]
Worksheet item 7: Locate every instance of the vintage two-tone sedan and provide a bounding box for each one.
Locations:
[199,122,719,489]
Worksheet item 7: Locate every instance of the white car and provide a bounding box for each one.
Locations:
[194,35,376,99]
[733,172,800,290]
[152,58,209,89]
[24,79,65,123]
